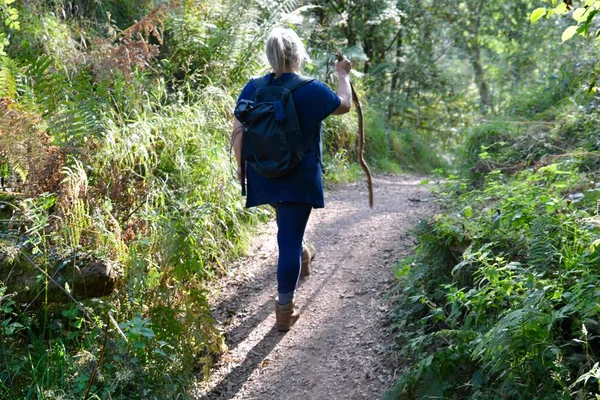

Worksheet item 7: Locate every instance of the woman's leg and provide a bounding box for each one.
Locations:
[275,202,312,305]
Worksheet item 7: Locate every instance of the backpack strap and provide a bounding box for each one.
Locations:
[279,76,321,166]
[281,75,320,165]
[251,74,314,91]
[250,76,269,90]
[241,161,247,196]
[282,75,315,91]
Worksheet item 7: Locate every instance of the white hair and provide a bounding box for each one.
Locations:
[265,28,310,79]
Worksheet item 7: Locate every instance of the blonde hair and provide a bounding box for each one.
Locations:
[265,28,310,79]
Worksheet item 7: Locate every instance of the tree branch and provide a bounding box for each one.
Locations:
[378,27,403,60]
[432,41,456,63]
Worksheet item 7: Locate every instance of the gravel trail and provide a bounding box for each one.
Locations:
[194,174,435,400]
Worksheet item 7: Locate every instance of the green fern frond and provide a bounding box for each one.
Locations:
[529,216,559,271]
[48,99,103,145]
[24,56,68,110]
[0,56,18,99]
[474,305,552,375]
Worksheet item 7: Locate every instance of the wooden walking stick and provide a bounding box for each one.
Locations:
[335,51,374,208]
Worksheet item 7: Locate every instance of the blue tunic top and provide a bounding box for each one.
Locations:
[237,73,341,209]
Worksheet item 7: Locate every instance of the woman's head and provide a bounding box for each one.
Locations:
[265,28,309,79]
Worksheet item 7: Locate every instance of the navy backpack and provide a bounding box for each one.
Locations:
[234,75,315,195]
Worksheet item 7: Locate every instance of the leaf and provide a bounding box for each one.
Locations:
[530,8,547,23]
[73,318,83,329]
[5,322,24,335]
[554,3,569,14]
[133,340,146,349]
[562,25,579,42]
[573,8,588,22]
[140,327,156,338]
[62,307,79,319]
[463,206,473,218]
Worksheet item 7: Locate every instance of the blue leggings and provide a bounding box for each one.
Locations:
[275,203,312,299]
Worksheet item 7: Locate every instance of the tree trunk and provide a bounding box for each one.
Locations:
[363,36,373,74]
[388,28,403,121]
[467,43,492,113]
[345,12,357,47]
[467,0,492,113]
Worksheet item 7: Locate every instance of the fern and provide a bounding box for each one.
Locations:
[0,56,18,99]
[25,56,67,112]
[164,0,302,88]
[529,216,559,271]
[48,98,104,146]
[472,303,556,395]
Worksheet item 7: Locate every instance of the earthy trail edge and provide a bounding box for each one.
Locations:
[194,175,436,400]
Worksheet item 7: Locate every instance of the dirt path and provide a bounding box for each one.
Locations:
[194,174,435,400]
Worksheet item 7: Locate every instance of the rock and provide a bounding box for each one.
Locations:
[1,252,119,303]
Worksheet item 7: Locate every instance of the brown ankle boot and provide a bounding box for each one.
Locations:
[275,300,299,331]
[301,243,315,277]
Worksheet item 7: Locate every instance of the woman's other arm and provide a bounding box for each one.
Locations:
[232,117,244,180]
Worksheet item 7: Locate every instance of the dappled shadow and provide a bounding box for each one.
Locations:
[209,204,365,354]
[196,176,436,399]
[202,326,286,400]
[225,297,273,350]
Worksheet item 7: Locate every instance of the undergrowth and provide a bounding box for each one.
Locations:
[0,0,276,398]
[388,161,600,399]
[322,105,447,183]
[387,85,600,398]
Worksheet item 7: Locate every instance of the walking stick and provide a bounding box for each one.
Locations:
[335,51,374,208]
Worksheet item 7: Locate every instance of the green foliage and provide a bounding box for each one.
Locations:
[162,0,301,89]
[0,0,19,56]
[460,75,600,185]
[388,93,600,399]
[104,94,260,276]
[321,103,447,176]
[389,166,600,398]
[322,150,363,184]
[5,0,599,397]
[531,0,600,42]
[0,0,288,397]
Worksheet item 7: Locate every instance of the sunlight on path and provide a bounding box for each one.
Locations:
[195,175,435,400]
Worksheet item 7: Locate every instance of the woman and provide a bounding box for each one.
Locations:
[232,27,352,331]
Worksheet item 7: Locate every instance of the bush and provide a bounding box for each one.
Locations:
[387,161,600,399]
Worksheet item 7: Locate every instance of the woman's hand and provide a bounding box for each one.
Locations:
[335,56,352,77]
[333,55,352,115]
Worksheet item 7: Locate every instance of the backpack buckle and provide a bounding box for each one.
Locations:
[234,99,254,122]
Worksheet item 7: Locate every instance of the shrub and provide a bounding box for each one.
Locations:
[387,161,600,399]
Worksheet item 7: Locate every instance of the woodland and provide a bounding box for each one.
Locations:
[1,0,600,398]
